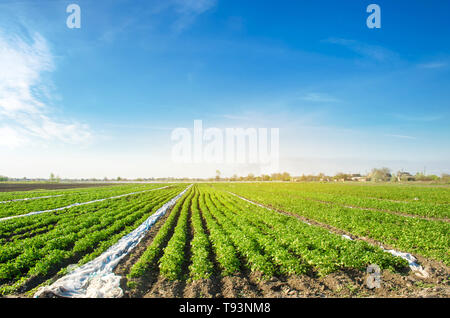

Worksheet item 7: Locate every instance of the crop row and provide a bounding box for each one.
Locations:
[188,188,214,280]
[0,184,167,218]
[259,182,450,204]
[212,189,407,275]
[0,186,184,295]
[216,184,449,218]
[158,188,195,280]
[0,184,161,202]
[213,183,450,265]
[128,185,408,283]
[285,188,447,218]
[127,189,189,278]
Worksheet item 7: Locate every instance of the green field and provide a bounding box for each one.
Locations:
[0,182,448,297]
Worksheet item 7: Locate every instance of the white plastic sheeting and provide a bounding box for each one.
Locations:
[228,191,430,279]
[228,192,271,211]
[0,195,63,204]
[34,185,192,298]
[0,186,170,222]
[228,191,312,226]
[381,248,429,278]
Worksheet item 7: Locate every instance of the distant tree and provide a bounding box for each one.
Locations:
[281,172,291,181]
[245,173,255,181]
[369,168,391,182]
[334,172,351,181]
[415,173,439,181]
[215,170,221,181]
[271,173,281,181]
[0,175,8,182]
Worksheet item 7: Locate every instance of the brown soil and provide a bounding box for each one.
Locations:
[120,268,449,298]
[0,183,117,192]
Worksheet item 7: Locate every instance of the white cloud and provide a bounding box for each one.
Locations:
[0,126,27,147]
[0,29,92,148]
[418,61,448,69]
[170,0,216,32]
[301,93,340,103]
[324,38,397,62]
[392,113,444,122]
[385,134,416,140]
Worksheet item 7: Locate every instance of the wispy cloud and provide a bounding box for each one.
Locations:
[300,93,340,103]
[392,113,444,122]
[0,29,91,148]
[418,61,448,69]
[385,134,416,140]
[168,0,217,32]
[324,38,397,62]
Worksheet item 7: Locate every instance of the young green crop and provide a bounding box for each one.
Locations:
[188,188,214,280]
[0,184,168,219]
[197,192,240,276]
[158,189,195,280]
[128,189,189,278]
[202,189,276,277]
[212,188,407,275]
[212,183,450,266]
[210,190,308,276]
[0,186,185,295]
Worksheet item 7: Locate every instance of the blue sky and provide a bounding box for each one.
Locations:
[0,0,449,178]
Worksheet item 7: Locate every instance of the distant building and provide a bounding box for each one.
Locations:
[397,171,415,181]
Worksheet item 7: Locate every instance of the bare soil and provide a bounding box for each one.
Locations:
[119,266,449,298]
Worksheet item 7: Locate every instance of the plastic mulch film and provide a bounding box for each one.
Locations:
[34,185,192,298]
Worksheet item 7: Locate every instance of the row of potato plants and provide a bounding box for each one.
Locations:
[0,184,160,202]
[127,189,189,278]
[213,184,450,266]
[157,189,195,280]
[188,188,214,280]
[197,190,241,276]
[271,182,450,204]
[0,184,167,218]
[0,186,183,295]
[208,190,308,276]
[0,187,175,243]
[127,185,410,284]
[224,183,449,218]
[210,188,408,276]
